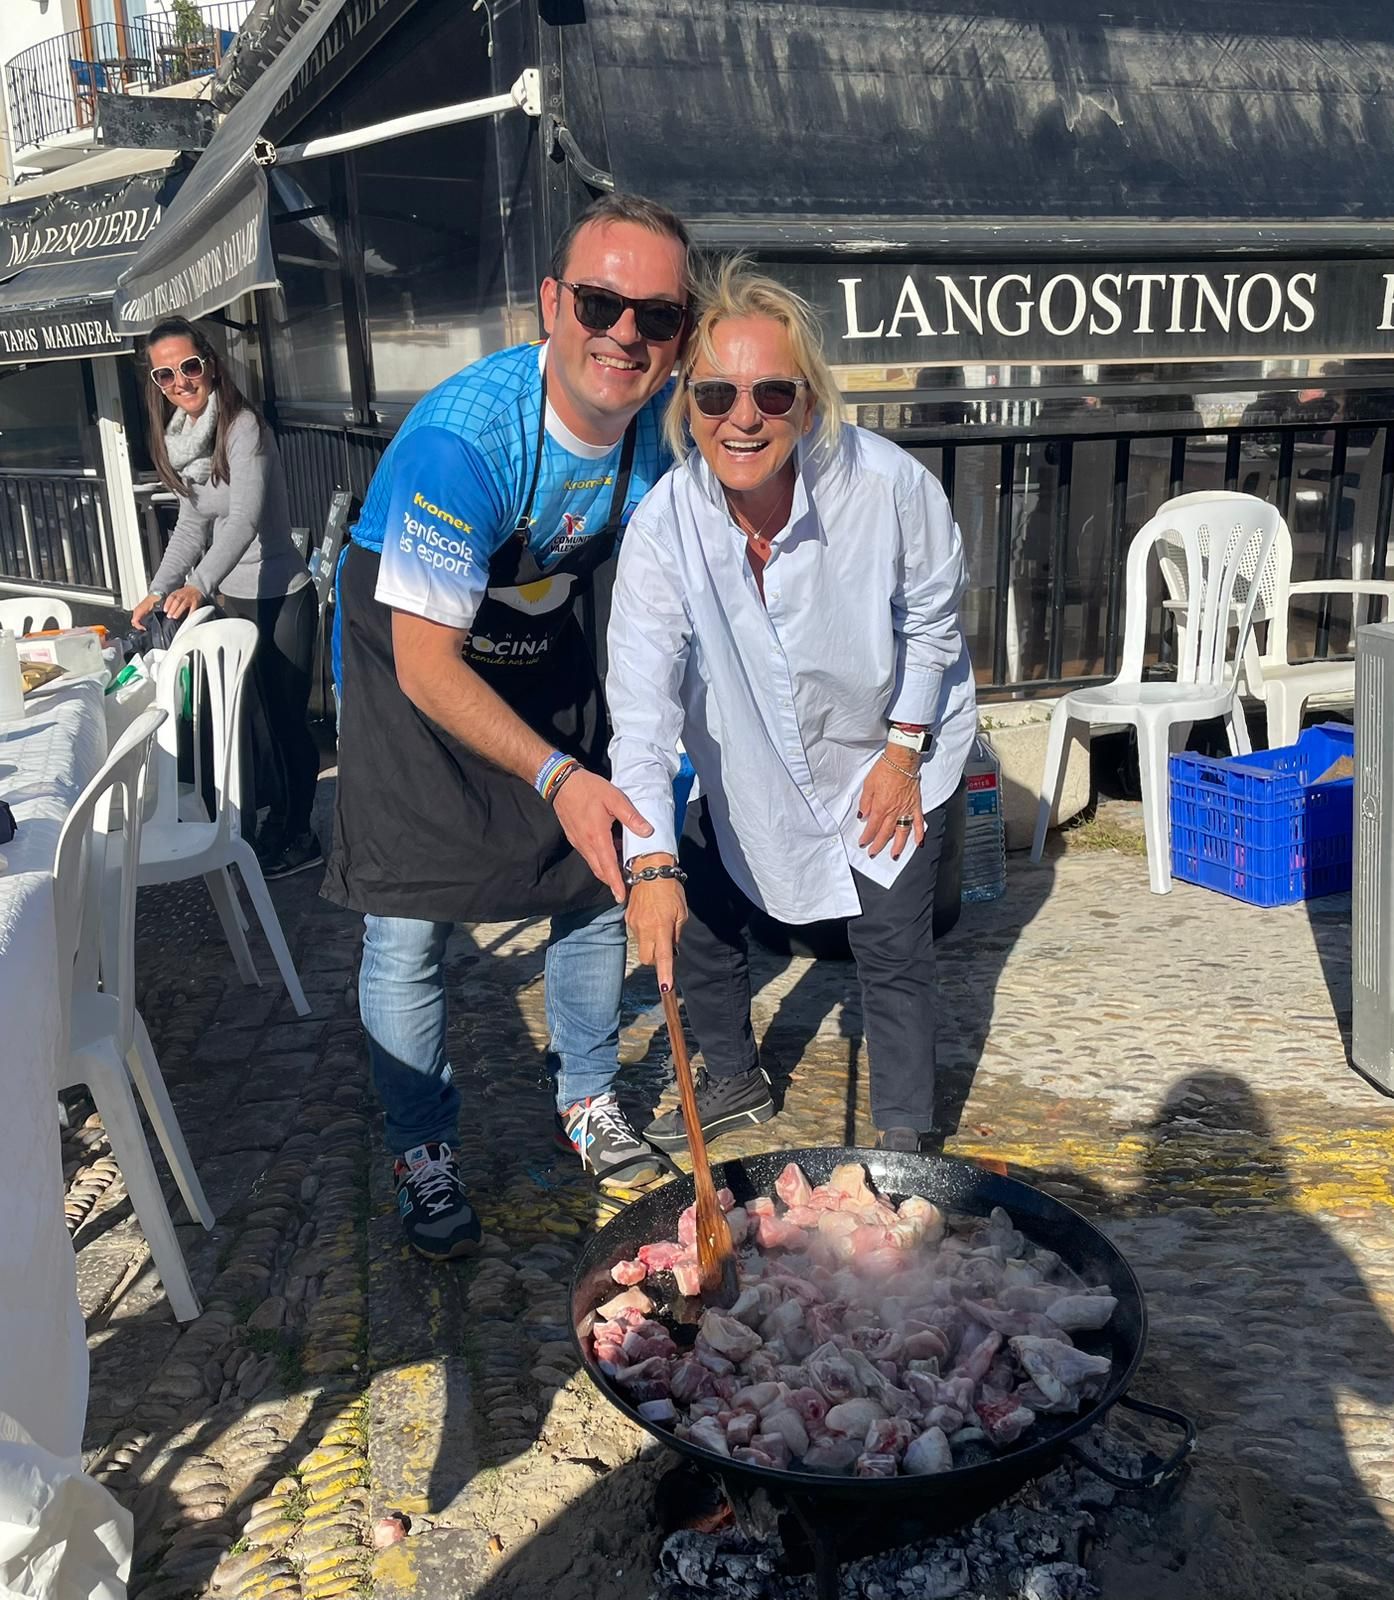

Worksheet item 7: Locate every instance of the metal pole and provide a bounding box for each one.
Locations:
[1315,428,1349,659]
[269,71,541,165]
[1047,439,1073,681]
[992,441,1016,687]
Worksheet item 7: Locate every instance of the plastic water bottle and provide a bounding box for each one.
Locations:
[961,734,1006,902]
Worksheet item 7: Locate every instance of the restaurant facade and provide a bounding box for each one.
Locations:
[8,0,1394,698]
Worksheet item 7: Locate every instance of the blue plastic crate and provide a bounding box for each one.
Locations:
[1168,723,1354,906]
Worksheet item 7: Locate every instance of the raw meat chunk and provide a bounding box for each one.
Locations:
[806,1341,861,1403]
[864,1417,915,1461]
[750,1432,792,1469]
[975,1393,1037,1448]
[747,1195,777,1217]
[672,1257,703,1298]
[897,1195,947,1243]
[729,1284,781,1325]
[904,1426,953,1475]
[786,1387,829,1427]
[775,1162,814,1208]
[596,1287,653,1322]
[1010,1336,1112,1407]
[610,1259,647,1286]
[756,1214,810,1251]
[725,1412,758,1448]
[725,1207,751,1246]
[637,1240,686,1272]
[828,1163,877,1207]
[699,1309,763,1362]
[1045,1293,1118,1332]
[638,1398,677,1425]
[731,1447,777,1468]
[825,1398,885,1436]
[803,1436,862,1472]
[686,1415,730,1456]
[855,1452,898,1478]
[670,1360,717,1405]
[759,1406,810,1458]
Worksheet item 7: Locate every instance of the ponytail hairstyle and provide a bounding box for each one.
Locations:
[142,316,262,498]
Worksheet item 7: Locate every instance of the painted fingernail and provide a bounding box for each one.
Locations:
[660,982,670,993]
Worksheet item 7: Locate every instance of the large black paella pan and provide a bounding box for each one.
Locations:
[571,1148,1193,1524]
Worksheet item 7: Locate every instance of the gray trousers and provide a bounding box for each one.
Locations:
[675,797,947,1132]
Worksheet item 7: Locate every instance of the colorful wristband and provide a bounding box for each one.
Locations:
[535,750,581,805]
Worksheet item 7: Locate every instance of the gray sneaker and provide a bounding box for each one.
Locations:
[562,1094,672,1189]
[393,1142,481,1261]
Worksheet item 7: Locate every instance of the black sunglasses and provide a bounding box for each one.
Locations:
[150,355,208,388]
[561,281,687,343]
[687,377,809,418]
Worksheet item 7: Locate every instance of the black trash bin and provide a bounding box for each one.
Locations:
[749,778,966,961]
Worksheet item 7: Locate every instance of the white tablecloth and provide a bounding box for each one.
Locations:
[0,678,133,1596]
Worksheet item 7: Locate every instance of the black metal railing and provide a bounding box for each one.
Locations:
[885,416,1394,697]
[274,408,1394,699]
[277,421,388,535]
[0,470,118,595]
[5,2,254,153]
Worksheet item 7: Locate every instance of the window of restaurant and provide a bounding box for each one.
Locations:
[267,164,353,409]
[0,360,99,473]
[264,0,538,426]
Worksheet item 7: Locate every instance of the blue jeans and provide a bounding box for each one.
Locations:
[359,900,629,1156]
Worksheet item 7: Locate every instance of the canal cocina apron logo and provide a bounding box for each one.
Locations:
[465,370,638,672]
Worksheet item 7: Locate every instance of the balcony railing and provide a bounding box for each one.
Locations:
[5,2,254,155]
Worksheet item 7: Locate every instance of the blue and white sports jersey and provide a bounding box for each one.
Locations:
[358,342,671,634]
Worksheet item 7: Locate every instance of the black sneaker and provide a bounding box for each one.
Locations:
[645,1065,775,1152]
[562,1094,674,1189]
[877,1126,944,1155]
[263,831,324,880]
[252,819,285,870]
[877,1126,924,1153]
[393,1142,481,1261]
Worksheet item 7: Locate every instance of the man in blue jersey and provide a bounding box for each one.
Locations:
[323,195,691,1259]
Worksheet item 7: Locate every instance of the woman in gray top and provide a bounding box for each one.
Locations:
[132,317,321,877]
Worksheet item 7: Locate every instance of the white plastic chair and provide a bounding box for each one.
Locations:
[1031,492,1281,894]
[0,595,72,635]
[134,618,310,1015]
[1158,499,1394,748]
[56,706,208,1323]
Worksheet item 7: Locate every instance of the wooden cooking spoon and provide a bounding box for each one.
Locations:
[660,987,738,1308]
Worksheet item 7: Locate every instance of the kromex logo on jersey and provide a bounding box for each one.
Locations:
[412,491,471,533]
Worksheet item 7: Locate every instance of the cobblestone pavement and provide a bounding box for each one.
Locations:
[68,784,1394,1600]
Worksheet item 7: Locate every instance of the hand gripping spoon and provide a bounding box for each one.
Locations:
[661,987,738,1308]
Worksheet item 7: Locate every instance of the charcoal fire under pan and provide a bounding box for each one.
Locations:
[572,1148,1194,1599]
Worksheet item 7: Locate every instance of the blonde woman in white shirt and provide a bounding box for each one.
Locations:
[607,260,976,1155]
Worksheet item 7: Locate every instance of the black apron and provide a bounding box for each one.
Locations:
[322,390,637,924]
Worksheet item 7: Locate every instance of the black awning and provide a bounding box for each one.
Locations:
[0,256,135,364]
[0,158,188,364]
[113,0,351,330]
[574,0,1394,249]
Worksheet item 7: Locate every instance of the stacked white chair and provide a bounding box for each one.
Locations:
[0,596,72,635]
[1031,492,1281,894]
[1156,492,1394,747]
[55,706,210,1322]
[134,618,309,1015]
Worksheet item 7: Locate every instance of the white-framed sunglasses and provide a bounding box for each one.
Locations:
[150,355,208,389]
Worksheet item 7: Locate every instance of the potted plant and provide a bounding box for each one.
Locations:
[171,0,210,49]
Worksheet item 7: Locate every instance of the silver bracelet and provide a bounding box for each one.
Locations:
[878,751,920,780]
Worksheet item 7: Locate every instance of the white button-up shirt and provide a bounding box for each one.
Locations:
[607,424,977,923]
